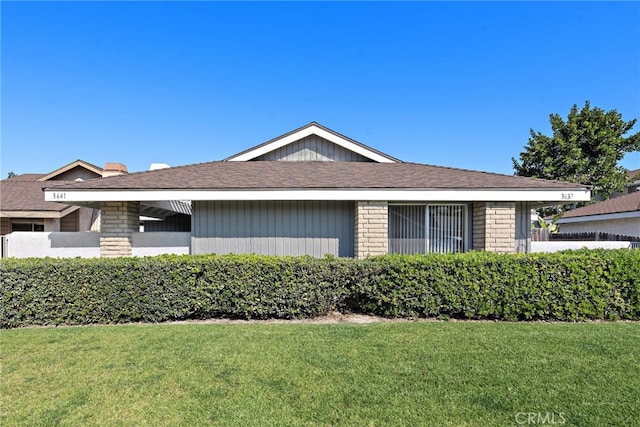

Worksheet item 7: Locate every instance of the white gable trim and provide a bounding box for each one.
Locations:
[38,160,103,182]
[227,124,396,163]
[46,189,591,203]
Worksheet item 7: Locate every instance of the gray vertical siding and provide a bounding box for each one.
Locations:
[192,200,354,257]
[254,135,372,162]
[515,202,531,253]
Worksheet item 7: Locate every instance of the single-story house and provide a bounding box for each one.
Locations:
[557,190,640,237]
[43,122,591,257]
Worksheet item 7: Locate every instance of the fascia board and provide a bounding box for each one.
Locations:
[0,206,79,218]
[557,211,640,223]
[45,189,591,203]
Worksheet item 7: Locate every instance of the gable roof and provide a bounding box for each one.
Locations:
[225,122,400,163]
[44,161,591,203]
[1,160,103,216]
[41,124,591,204]
[559,191,640,220]
[38,159,103,181]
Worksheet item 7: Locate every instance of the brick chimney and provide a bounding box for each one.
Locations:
[102,163,128,178]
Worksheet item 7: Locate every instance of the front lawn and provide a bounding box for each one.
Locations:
[1,322,638,426]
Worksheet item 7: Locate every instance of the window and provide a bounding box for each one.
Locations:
[11,222,45,232]
[389,204,468,254]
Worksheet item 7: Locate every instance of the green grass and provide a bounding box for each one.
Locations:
[1,322,639,426]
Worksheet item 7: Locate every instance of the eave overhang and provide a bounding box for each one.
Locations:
[45,188,591,203]
[0,205,80,219]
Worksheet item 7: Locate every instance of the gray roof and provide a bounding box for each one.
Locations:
[1,175,72,212]
[44,161,589,192]
[561,191,640,218]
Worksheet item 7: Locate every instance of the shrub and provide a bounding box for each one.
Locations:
[1,250,639,328]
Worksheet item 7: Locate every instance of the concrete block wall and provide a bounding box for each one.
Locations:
[472,202,516,253]
[100,201,140,257]
[355,201,388,257]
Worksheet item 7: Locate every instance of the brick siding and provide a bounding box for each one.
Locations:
[472,202,516,253]
[355,201,388,258]
[100,201,139,257]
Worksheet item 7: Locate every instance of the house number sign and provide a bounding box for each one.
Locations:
[51,192,67,200]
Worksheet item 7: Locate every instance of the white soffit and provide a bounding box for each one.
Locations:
[227,125,396,163]
[45,189,591,203]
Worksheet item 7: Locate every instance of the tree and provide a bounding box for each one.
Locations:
[7,171,16,178]
[513,101,640,200]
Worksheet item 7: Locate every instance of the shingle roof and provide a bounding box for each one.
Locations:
[1,177,72,212]
[4,174,46,182]
[44,161,589,192]
[561,191,640,218]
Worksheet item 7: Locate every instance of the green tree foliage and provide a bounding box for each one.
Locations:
[7,171,16,178]
[513,101,640,200]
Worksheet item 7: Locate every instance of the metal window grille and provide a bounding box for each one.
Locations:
[389,205,426,254]
[389,204,467,254]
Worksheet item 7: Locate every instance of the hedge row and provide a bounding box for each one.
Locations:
[1,250,639,327]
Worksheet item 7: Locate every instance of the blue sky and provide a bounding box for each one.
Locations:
[2,1,639,177]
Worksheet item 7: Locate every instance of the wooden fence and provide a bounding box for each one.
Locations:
[532,229,640,242]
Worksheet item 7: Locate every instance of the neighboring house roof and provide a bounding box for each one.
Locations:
[38,160,103,181]
[1,174,80,217]
[558,191,640,223]
[627,169,640,188]
[225,122,401,163]
[1,160,103,218]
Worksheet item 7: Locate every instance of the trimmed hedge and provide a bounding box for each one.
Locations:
[1,250,639,328]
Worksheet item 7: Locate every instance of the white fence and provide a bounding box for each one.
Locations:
[2,232,636,258]
[530,241,632,253]
[1,232,190,258]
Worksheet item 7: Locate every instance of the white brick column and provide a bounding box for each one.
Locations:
[355,201,388,258]
[472,202,516,253]
[100,201,140,257]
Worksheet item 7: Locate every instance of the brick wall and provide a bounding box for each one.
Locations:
[472,202,516,253]
[472,202,486,250]
[354,201,388,258]
[100,201,140,257]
